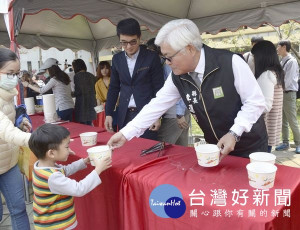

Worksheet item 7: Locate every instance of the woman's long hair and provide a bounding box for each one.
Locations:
[96,61,111,79]
[72,59,87,73]
[48,65,70,85]
[252,40,285,89]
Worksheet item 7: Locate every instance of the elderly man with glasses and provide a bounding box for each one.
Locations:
[105,18,164,140]
[108,19,268,159]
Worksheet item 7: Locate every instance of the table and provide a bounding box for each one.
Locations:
[66,132,300,230]
[29,114,106,138]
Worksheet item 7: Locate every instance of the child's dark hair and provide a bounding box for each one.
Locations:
[29,124,70,159]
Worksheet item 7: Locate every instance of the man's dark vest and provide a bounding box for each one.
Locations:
[172,45,268,157]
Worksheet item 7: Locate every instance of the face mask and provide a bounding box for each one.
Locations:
[44,72,50,78]
[0,74,19,90]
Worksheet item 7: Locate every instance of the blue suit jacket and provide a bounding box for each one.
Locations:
[105,46,164,128]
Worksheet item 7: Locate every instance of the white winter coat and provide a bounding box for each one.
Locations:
[0,87,31,174]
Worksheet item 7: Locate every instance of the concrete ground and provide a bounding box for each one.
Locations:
[1,147,299,230]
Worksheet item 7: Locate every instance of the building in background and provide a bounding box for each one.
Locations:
[19,47,95,74]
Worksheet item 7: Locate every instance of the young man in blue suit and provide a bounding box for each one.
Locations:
[105,18,164,140]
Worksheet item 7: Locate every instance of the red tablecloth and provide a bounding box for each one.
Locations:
[29,114,106,138]
[65,133,300,230]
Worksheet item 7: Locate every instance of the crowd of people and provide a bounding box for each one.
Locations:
[1,17,300,229]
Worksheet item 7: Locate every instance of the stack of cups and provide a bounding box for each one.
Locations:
[24,97,35,115]
[246,152,277,189]
[42,94,58,123]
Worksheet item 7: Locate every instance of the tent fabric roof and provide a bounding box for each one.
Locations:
[1,0,300,52]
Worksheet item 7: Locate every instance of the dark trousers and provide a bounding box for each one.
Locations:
[80,121,93,126]
[123,109,157,141]
[57,108,73,121]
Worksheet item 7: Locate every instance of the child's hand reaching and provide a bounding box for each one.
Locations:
[84,157,90,165]
[92,156,112,175]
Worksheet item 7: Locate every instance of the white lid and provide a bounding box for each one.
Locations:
[195,144,219,153]
[87,145,110,153]
[80,132,97,137]
[249,152,276,161]
[246,162,277,174]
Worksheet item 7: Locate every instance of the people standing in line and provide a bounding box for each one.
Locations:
[147,38,190,146]
[29,123,111,230]
[22,58,74,121]
[107,19,268,159]
[275,40,300,153]
[105,18,164,140]
[252,40,285,153]
[0,47,32,230]
[72,59,97,125]
[243,36,264,74]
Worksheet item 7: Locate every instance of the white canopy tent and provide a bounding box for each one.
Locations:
[1,0,300,53]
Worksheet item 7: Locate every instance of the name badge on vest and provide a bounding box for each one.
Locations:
[212,86,224,99]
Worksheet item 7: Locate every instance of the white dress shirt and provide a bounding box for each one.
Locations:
[121,47,266,140]
[125,49,140,108]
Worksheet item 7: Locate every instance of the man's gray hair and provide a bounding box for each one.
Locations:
[155,19,202,51]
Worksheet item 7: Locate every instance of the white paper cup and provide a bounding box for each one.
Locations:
[44,112,59,123]
[94,105,104,113]
[79,132,97,146]
[87,145,112,166]
[195,144,220,167]
[246,162,277,189]
[24,97,35,115]
[249,152,276,164]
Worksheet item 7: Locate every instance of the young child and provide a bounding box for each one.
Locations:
[29,123,111,230]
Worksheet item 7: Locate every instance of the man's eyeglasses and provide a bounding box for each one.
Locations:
[0,71,23,79]
[162,48,184,63]
[120,40,138,47]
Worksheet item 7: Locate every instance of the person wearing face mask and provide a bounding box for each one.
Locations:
[22,58,74,121]
[0,48,31,229]
[39,67,53,95]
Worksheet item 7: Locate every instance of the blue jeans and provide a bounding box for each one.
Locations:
[57,108,73,121]
[0,165,30,230]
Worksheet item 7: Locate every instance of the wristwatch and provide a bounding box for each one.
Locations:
[228,130,240,142]
[176,115,183,119]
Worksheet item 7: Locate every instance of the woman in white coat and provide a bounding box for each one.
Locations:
[0,48,31,229]
[252,41,285,153]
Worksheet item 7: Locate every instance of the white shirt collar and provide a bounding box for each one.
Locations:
[125,48,140,60]
[189,47,205,75]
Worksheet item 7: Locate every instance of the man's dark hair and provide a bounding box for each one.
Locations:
[278,40,291,52]
[72,59,87,73]
[117,18,141,38]
[146,38,161,54]
[29,124,70,159]
[251,36,264,44]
